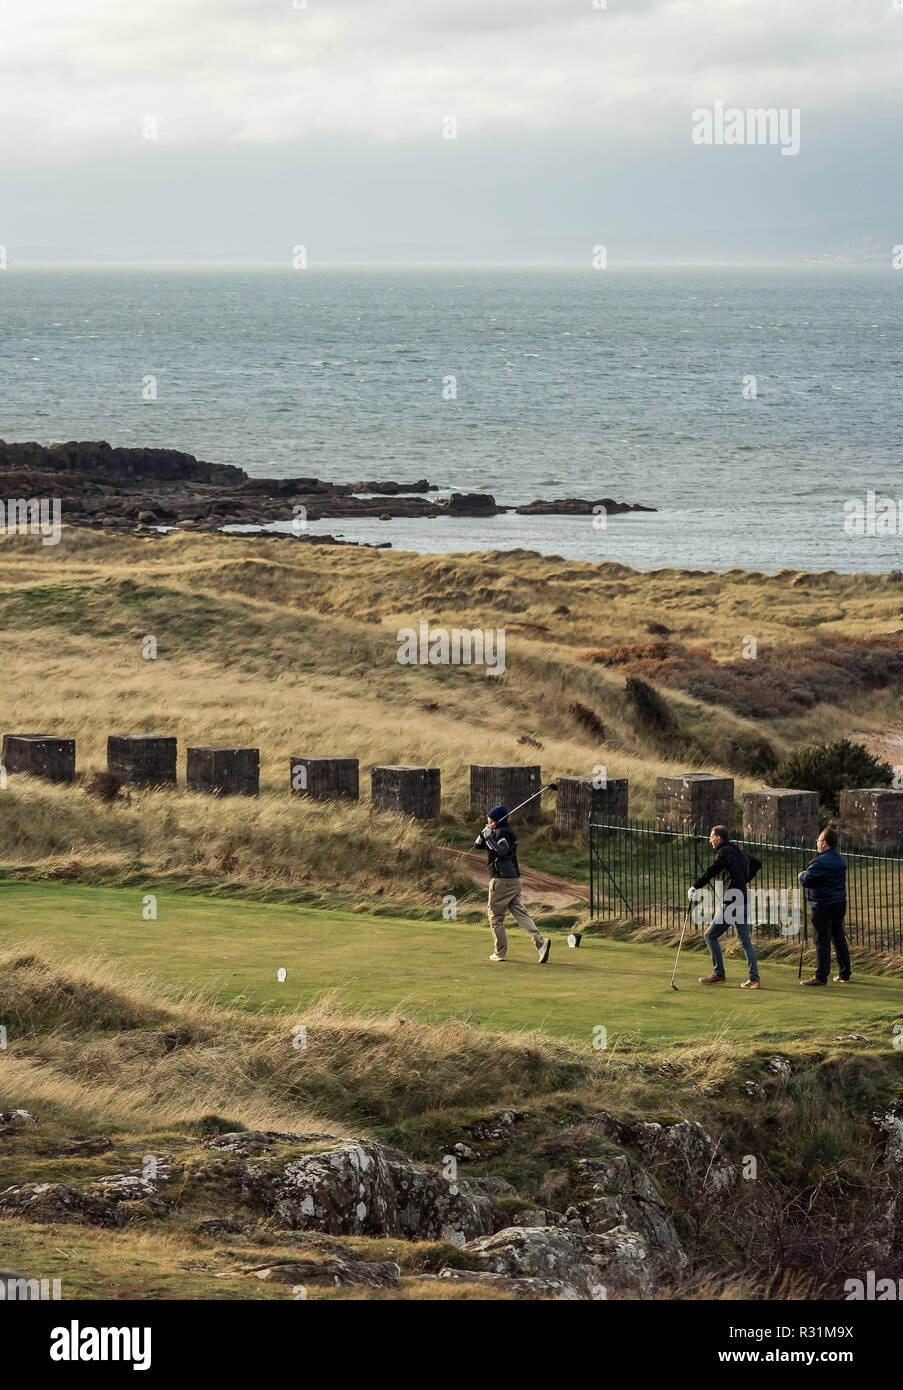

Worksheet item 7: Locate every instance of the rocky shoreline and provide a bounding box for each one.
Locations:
[0,440,655,540]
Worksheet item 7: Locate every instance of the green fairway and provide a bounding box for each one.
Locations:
[2,881,902,1048]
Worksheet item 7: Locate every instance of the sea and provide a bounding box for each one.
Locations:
[2,265,902,573]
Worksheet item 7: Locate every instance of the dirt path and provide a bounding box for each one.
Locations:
[439,847,589,909]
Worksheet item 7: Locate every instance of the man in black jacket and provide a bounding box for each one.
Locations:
[689,825,763,988]
[798,827,851,986]
[475,803,551,963]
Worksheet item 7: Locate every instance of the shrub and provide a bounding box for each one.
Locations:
[85,770,124,803]
[570,701,605,740]
[625,676,675,731]
[771,739,893,814]
[724,733,779,779]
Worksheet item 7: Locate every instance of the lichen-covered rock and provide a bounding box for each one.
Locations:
[0,1182,127,1227]
[511,1208,569,1229]
[436,1268,571,1299]
[242,1256,400,1289]
[630,1119,736,1196]
[239,1139,496,1244]
[461,1224,649,1298]
[53,1137,113,1157]
[462,1109,526,1146]
[204,1130,338,1156]
[0,1109,40,1134]
[872,1098,903,1166]
[573,1154,684,1257]
[90,1164,182,1202]
[768,1056,792,1078]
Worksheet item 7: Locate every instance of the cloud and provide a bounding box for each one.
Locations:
[1,0,900,151]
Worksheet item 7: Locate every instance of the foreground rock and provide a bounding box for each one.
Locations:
[237,1138,497,1245]
[873,1098,903,1167]
[459,1224,650,1298]
[236,1255,401,1289]
[573,1154,684,1257]
[0,1182,127,1228]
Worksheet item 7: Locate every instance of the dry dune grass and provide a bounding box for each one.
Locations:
[0,944,588,1133]
[0,775,462,898]
[0,527,900,889]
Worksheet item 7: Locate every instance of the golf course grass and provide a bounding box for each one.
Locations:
[3,880,902,1048]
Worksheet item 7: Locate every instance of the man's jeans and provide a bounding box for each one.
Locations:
[704,912,760,982]
[811,902,851,982]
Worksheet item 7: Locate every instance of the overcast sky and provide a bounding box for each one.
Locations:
[2,0,901,263]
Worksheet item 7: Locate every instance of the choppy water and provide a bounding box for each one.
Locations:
[2,266,902,571]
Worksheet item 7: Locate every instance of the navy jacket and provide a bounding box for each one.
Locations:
[799,847,847,906]
[475,821,520,879]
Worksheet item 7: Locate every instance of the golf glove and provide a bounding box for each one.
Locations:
[687,886,701,901]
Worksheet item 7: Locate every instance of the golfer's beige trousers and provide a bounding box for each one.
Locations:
[487,877,543,957]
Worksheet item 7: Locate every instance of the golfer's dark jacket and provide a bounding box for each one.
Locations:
[799,847,847,906]
[476,822,520,879]
[693,841,761,923]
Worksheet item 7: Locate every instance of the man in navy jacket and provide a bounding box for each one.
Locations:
[475,804,550,964]
[798,827,852,986]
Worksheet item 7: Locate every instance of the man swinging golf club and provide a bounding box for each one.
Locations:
[688,825,762,989]
[476,803,551,964]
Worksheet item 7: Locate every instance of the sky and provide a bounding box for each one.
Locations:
[1,0,902,264]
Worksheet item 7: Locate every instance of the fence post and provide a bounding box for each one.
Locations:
[589,818,595,917]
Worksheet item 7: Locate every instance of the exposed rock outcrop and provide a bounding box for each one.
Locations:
[459,1223,649,1298]
[0,439,653,535]
[237,1138,497,1246]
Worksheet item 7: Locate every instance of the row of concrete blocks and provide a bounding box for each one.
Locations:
[655,773,903,850]
[1,738,618,827]
[4,738,903,846]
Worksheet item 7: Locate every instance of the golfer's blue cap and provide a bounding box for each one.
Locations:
[488,804,508,822]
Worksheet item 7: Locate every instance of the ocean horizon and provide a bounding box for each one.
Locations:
[3,264,901,573]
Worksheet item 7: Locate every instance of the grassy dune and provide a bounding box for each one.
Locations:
[0,527,901,894]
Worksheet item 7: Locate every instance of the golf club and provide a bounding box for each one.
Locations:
[798,925,806,980]
[503,781,559,820]
[670,903,693,991]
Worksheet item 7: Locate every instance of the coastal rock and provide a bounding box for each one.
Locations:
[435,1268,564,1298]
[240,1256,401,1289]
[573,1153,684,1256]
[52,1136,113,1157]
[0,1182,127,1228]
[510,1208,570,1229]
[442,492,498,516]
[460,1224,649,1297]
[629,1119,736,1196]
[238,1138,497,1244]
[351,480,434,495]
[0,439,653,533]
[872,1098,903,1166]
[515,497,656,515]
[203,1130,338,1156]
[89,1164,182,1201]
[0,1109,40,1133]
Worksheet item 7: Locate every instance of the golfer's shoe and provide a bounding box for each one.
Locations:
[489,952,507,962]
[740,978,761,990]
[833,974,852,983]
[800,976,827,986]
[698,973,725,985]
[537,937,551,964]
